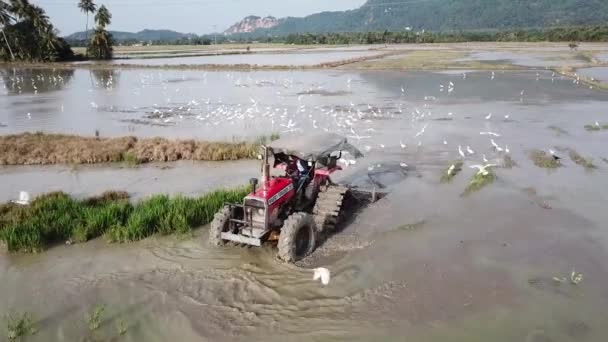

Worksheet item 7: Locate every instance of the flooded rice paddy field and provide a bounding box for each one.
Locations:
[2,48,608,340]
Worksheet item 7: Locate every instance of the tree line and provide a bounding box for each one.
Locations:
[0,0,114,62]
[100,25,608,47]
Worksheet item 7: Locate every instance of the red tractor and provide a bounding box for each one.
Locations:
[209,133,363,262]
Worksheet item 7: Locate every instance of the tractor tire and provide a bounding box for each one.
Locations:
[209,205,230,247]
[277,212,316,263]
[313,184,348,233]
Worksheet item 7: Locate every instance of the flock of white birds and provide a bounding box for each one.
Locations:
[1,68,596,177]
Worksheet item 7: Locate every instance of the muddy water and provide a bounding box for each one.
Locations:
[2,66,608,341]
[577,67,608,83]
[0,160,258,202]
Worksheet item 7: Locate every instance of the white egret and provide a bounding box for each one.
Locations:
[480,132,501,137]
[483,154,489,163]
[485,113,493,120]
[400,140,407,149]
[447,164,456,176]
[466,146,475,155]
[313,267,331,286]
[458,145,466,158]
[470,164,498,176]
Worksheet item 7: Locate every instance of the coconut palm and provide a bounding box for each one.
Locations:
[77,0,96,54]
[94,5,111,28]
[0,0,15,60]
[88,27,112,59]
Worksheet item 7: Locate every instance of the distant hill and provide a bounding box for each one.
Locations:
[65,29,197,42]
[231,0,608,36]
[224,16,280,34]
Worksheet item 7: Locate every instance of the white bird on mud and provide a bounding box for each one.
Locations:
[549,149,561,160]
[458,145,466,158]
[400,162,408,168]
[470,164,498,176]
[12,191,30,206]
[505,145,510,154]
[443,139,448,145]
[504,114,510,120]
[485,113,493,120]
[491,71,495,80]
[313,267,331,286]
[491,139,504,152]
[480,131,501,137]
[400,140,407,149]
[595,121,601,128]
[466,146,475,155]
[447,164,456,176]
[483,154,489,163]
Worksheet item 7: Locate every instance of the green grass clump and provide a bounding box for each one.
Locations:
[397,220,426,231]
[548,125,569,136]
[603,158,608,164]
[5,312,35,340]
[0,187,249,253]
[530,150,561,169]
[86,304,105,331]
[584,123,608,132]
[569,150,597,170]
[440,161,463,183]
[463,170,497,195]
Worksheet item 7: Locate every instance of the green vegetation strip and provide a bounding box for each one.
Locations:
[584,123,608,132]
[530,149,561,169]
[569,150,597,170]
[0,132,263,165]
[463,170,497,195]
[0,188,249,253]
[440,160,463,183]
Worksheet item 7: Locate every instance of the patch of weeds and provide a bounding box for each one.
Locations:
[86,304,105,332]
[584,123,608,132]
[117,320,128,336]
[530,150,561,169]
[548,125,569,136]
[463,170,496,195]
[0,187,249,253]
[121,151,140,166]
[440,161,463,183]
[569,150,596,170]
[270,132,280,141]
[253,133,281,145]
[602,158,608,164]
[397,220,426,231]
[5,312,36,340]
[502,155,517,169]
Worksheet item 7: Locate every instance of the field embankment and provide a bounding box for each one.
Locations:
[0,133,260,165]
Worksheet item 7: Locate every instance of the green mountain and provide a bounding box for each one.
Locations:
[65,29,197,42]
[251,0,608,35]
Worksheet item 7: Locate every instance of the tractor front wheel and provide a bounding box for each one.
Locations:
[277,212,316,263]
[209,205,231,246]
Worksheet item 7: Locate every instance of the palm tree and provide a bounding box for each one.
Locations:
[0,0,15,60]
[77,0,96,53]
[88,27,112,59]
[94,5,111,28]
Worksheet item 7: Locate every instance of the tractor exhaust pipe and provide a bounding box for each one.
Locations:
[261,145,271,188]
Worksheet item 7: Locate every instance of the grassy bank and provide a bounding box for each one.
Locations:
[0,188,249,253]
[0,133,260,165]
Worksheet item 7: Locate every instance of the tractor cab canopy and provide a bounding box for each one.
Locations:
[268,133,363,163]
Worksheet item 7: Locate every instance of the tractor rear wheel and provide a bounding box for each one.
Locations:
[209,205,230,246]
[277,212,316,263]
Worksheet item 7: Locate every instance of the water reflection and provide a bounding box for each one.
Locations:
[0,68,74,95]
[90,69,120,89]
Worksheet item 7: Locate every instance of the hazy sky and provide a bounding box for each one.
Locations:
[32,0,366,36]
